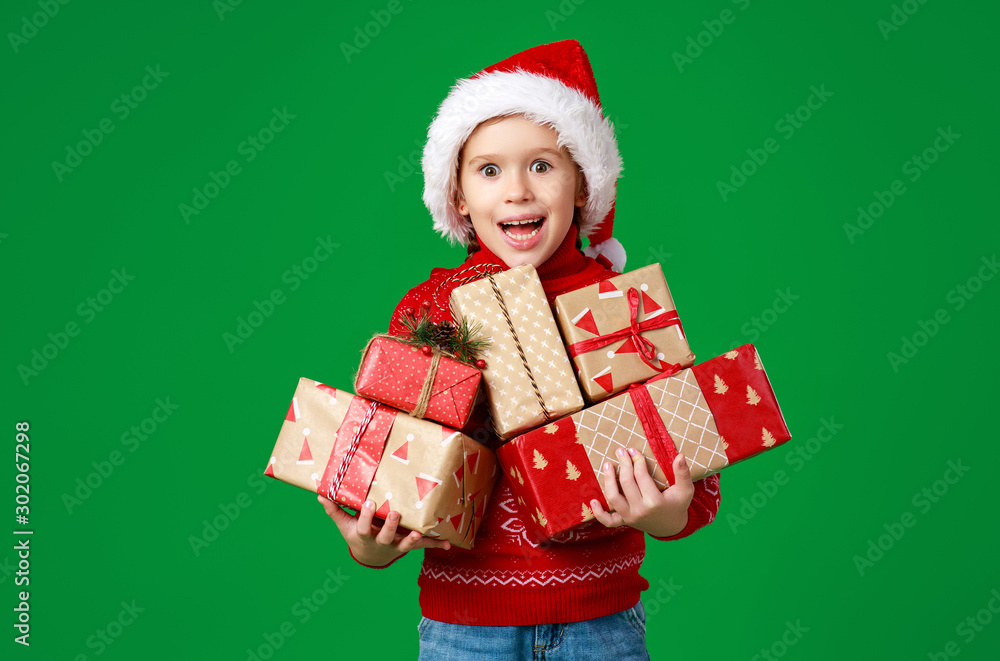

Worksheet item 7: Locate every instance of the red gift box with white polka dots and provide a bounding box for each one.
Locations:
[355,336,482,429]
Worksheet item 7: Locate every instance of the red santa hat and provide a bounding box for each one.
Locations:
[421,39,627,271]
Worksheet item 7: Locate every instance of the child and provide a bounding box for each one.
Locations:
[318,40,721,659]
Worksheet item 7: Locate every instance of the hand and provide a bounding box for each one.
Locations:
[590,449,695,538]
[317,495,451,567]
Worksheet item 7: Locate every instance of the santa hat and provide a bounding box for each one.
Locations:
[421,39,627,271]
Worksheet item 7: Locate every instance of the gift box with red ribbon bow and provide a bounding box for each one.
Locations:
[553,263,695,403]
[264,378,498,549]
[497,344,790,541]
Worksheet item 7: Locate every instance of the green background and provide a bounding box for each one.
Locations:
[4,0,997,659]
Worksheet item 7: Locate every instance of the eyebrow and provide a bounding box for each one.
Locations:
[466,147,566,166]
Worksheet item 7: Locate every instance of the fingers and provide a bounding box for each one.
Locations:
[316,494,457,554]
[630,448,660,498]
[399,530,452,553]
[590,497,624,528]
[672,453,691,482]
[615,448,643,505]
[669,454,695,502]
[375,510,401,545]
[600,460,628,515]
[317,494,352,528]
[355,499,376,537]
[368,507,454,551]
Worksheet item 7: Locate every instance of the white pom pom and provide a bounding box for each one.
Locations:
[584,237,627,272]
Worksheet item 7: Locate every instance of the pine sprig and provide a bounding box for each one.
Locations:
[398,310,489,365]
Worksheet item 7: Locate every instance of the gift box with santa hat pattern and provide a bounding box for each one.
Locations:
[264,378,498,549]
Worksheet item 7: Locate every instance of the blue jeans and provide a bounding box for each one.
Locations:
[417,599,650,660]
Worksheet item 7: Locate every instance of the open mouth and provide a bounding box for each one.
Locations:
[500,217,545,240]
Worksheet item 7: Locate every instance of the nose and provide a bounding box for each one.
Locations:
[503,168,533,203]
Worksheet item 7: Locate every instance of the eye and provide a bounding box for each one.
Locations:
[530,161,551,174]
[479,164,499,178]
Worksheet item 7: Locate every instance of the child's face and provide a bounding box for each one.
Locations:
[456,115,586,268]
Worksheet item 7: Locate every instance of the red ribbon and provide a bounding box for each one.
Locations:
[567,287,683,372]
[627,365,683,487]
[320,397,397,509]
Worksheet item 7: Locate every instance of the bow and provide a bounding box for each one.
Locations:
[567,286,682,372]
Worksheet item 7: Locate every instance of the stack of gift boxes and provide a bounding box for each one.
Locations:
[263,337,499,549]
[263,262,791,546]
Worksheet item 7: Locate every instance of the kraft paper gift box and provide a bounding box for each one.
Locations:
[449,265,584,440]
[264,378,498,549]
[553,263,695,403]
[354,336,482,430]
[497,344,790,540]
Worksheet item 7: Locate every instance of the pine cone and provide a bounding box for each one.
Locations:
[431,321,456,347]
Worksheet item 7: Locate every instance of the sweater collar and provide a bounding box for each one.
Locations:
[468,224,588,283]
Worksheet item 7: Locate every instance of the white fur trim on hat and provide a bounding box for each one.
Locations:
[422,69,623,246]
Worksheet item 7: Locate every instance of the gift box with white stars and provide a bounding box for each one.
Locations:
[449,265,584,440]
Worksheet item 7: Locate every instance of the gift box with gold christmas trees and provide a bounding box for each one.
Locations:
[497,344,791,541]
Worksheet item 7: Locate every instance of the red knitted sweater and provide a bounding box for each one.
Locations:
[357,225,721,626]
